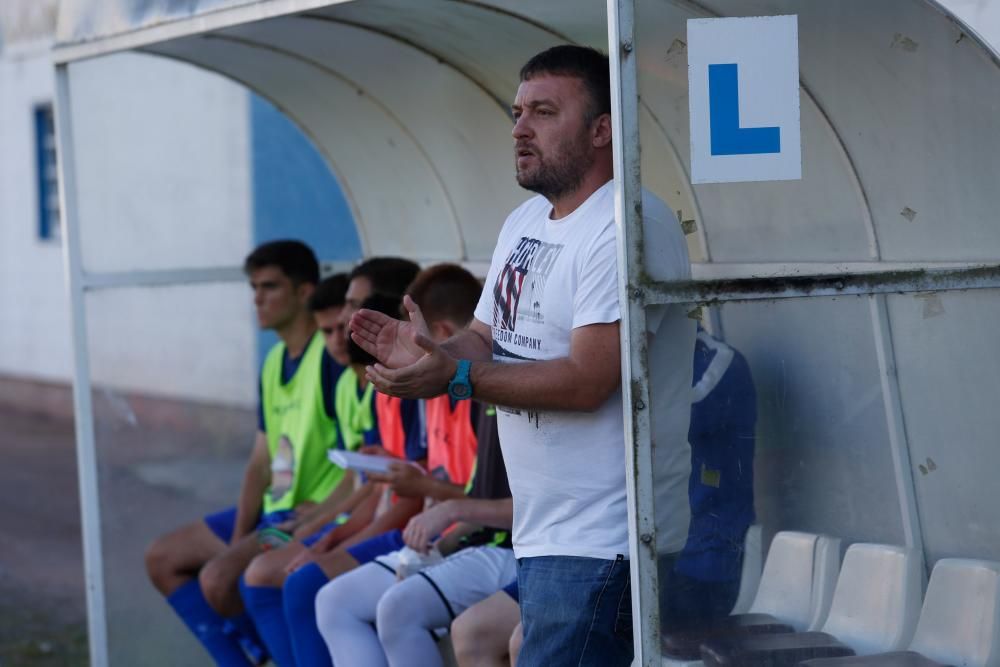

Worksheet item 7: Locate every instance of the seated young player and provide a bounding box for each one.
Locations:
[239,293,425,667]
[447,327,757,665]
[143,242,351,666]
[315,400,512,667]
[261,264,487,667]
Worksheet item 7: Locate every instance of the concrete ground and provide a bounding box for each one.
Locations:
[0,397,250,666]
[0,406,87,666]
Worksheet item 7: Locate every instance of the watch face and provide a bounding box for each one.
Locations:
[452,384,470,398]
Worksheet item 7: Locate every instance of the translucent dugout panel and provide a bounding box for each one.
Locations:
[632,0,1000,267]
[649,290,1000,659]
[885,288,1000,565]
[86,283,257,666]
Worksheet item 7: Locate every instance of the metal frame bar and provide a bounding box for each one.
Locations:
[641,264,1000,306]
[54,63,109,667]
[608,0,661,664]
[869,295,925,562]
[81,267,246,290]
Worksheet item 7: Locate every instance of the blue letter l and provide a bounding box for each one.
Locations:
[709,63,781,156]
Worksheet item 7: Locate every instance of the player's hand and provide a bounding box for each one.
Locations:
[403,502,454,554]
[350,295,431,370]
[359,444,392,458]
[284,548,316,575]
[386,462,428,498]
[365,334,458,399]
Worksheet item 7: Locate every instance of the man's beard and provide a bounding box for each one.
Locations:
[516,132,595,201]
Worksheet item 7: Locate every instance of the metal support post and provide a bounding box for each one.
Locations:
[54,63,109,667]
[607,1,662,664]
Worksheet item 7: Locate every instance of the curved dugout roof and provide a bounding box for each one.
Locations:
[54,0,1000,267]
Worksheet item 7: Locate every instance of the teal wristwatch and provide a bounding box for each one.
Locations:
[448,359,473,400]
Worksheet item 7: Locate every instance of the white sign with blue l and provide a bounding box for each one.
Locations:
[688,15,801,184]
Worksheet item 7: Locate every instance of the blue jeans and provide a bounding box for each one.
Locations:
[517,554,633,667]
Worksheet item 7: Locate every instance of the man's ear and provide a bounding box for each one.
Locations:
[298,282,316,305]
[592,113,613,149]
[431,320,458,343]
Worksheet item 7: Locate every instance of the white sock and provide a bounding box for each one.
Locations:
[376,574,452,667]
[315,563,395,667]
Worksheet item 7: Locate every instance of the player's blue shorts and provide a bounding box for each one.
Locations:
[203,506,296,544]
[344,529,406,564]
[502,579,519,602]
[299,515,350,547]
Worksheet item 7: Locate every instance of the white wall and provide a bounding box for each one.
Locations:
[0,39,73,384]
[0,42,258,407]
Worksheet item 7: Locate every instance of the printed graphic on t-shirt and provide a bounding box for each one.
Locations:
[270,435,294,503]
[492,236,563,360]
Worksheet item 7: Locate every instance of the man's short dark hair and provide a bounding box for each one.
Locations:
[348,293,402,365]
[244,240,320,286]
[520,45,611,124]
[405,264,482,328]
[350,257,421,298]
[309,273,349,313]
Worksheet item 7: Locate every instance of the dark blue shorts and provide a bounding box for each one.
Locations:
[203,506,295,544]
[502,579,519,602]
[345,529,406,564]
[301,520,340,547]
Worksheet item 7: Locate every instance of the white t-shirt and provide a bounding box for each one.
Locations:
[473,181,695,560]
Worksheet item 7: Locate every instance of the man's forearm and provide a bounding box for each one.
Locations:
[440,327,493,362]
[233,432,271,540]
[295,476,372,536]
[233,470,266,540]
[438,497,513,529]
[340,495,424,549]
[418,477,467,502]
[469,357,619,412]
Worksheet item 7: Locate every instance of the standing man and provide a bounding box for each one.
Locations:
[350,46,695,665]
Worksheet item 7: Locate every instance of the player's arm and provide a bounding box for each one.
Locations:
[307,483,381,551]
[403,497,513,553]
[290,474,371,539]
[369,462,466,502]
[338,492,424,550]
[369,319,621,412]
[232,431,270,542]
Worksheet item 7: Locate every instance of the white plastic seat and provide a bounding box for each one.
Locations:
[661,530,841,666]
[750,531,841,631]
[820,544,923,654]
[730,524,763,615]
[800,558,1000,667]
[697,543,920,667]
[909,558,1000,667]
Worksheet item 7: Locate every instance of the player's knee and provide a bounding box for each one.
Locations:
[374,583,410,640]
[451,610,494,662]
[314,577,347,631]
[144,534,176,587]
[508,623,523,662]
[198,560,230,611]
[243,553,280,588]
